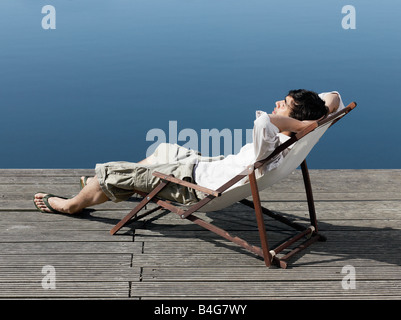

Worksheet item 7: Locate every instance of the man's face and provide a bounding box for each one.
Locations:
[273,95,295,117]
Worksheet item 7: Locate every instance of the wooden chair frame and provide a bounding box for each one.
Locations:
[110,102,357,268]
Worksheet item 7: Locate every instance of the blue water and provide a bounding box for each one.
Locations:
[1,0,400,169]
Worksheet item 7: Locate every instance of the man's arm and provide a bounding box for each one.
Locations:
[322,92,341,113]
[268,114,314,133]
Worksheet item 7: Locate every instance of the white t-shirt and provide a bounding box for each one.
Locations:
[194,91,345,191]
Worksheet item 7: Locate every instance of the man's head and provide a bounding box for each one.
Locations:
[273,89,328,121]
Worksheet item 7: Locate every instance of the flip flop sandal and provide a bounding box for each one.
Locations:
[80,176,90,190]
[33,193,68,214]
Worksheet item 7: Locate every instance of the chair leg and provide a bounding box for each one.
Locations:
[300,160,326,241]
[238,161,326,267]
[248,169,272,267]
[110,180,170,235]
[300,160,318,232]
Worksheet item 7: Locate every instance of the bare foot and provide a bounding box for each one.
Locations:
[33,193,72,214]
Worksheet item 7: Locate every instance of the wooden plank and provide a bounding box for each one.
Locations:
[0,254,133,268]
[129,253,401,269]
[130,253,264,268]
[1,214,142,231]
[131,280,401,299]
[140,236,401,255]
[130,212,401,231]
[0,197,144,210]
[264,169,401,193]
[0,229,133,242]
[0,265,140,282]
[0,282,130,298]
[0,168,94,174]
[259,192,401,201]
[135,228,401,241]
[0,241,142,255]
[134,228,292,243]
[142,266,401,281]
[3,191,401,205]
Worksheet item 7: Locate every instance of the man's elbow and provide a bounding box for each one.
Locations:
[327,93,340,113]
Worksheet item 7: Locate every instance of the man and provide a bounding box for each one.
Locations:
[33,90,344,214]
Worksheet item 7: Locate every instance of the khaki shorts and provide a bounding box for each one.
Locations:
[95,143,202,205]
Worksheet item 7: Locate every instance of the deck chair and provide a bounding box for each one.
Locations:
[110,102,357,268]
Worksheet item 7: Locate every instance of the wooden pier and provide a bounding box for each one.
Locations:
[0,169,400,299]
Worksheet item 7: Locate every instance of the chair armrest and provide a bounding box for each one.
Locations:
[152,171,221,197]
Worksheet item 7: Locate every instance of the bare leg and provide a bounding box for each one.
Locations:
[34,175,109,214]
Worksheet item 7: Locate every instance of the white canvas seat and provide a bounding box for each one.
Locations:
[201,119,333,212]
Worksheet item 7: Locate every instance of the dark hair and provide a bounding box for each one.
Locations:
[287,89,328,121]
